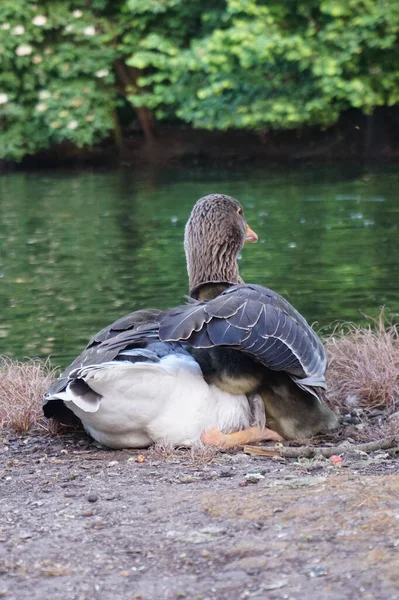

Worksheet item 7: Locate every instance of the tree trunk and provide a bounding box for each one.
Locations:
[114,60,157,143]
[112,111,124,154]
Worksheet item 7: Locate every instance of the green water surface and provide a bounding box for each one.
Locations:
[1,164,398,367]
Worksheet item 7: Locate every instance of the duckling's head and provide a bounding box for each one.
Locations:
[185,194,258,299]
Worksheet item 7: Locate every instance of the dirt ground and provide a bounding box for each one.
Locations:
[1,431,398,600]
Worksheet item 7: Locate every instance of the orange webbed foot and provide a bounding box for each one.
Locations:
[201,426,284,448]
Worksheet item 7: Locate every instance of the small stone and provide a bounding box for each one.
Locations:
[178,475,198,483]
[107,461,119,467]
[87,493,98,503]
[30,500,44,507]
[308,565,328,578]
[136,455,146,463]
[389,411,399,424]
[219,470,235,478]
[245,472,265,481]
[244,476,261,484]
[119,570,130,577]
[272,456,286,462]
[125,547,142,555]
[166,526,225,544]
[263,577,288,590]
[226,556,268,573]
[89,519,104,528]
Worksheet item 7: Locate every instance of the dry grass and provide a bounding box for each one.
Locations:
[0,356,61,434]
[324,311,399,413]
[1,310,398,445]
[148,442,219,465]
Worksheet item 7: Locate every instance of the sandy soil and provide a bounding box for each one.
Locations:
[1,431,398,600]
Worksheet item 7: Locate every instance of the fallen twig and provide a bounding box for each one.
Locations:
[243,436,399,459]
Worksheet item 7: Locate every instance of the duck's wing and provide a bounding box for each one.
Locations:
[87,308,162,345]
[43,309,163,414]
[158,284,327,395]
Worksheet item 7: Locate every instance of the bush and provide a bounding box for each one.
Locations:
[130,0,399,130]
[0,0,121,161]
[1,0,399,161]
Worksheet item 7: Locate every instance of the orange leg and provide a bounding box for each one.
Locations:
[201,426,284,448]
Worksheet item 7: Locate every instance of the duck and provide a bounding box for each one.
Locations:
[43,193,338,448]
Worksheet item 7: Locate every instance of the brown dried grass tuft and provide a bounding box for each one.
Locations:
[324,310,399,413]
[148,442,218,465]
[0,356,61,434]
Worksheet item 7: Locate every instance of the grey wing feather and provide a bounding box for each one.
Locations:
[87,308,162,346]
[158,304,211,340]
[206,318,252,346]
[44,282,327,417]
[44,309,162,402]
[159,283,327,388]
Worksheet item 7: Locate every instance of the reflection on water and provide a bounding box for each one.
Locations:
[0,164,398,367]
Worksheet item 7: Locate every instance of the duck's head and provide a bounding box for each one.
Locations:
[185,194,258,299]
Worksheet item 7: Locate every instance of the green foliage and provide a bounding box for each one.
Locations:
[129,0,399,129]
[0,0,122,160]
[0,0,399,160]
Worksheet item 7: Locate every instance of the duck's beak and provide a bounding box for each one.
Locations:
[245,224,258,243]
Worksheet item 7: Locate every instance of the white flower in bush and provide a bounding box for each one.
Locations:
[36,103,48,112]
[39,90,51,100]
[1,23,10,30]
[0,93,9,105]
[83,26,95,36]
[13,25,25,35]
[85,114,94,122]
[67,120,78,130]
[73,10,83,18]
[32,15,47,26]
[95,69,109,78]
[32,55,43,64]
[65,24,73,32]
[70,97,84,107]
[16,45,33,56]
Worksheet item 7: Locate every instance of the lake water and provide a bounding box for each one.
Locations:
[1,163,398,368]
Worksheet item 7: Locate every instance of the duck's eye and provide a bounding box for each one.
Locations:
[237,207,243,216]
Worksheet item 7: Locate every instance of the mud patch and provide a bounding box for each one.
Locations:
[1,431,398,599]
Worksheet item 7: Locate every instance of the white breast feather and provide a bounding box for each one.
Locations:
[53,353,252,448]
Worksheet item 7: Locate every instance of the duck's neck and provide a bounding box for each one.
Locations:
[191,282,233,301]
[186,243,243,300]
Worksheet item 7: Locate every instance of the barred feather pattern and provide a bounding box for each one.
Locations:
[159,284,327,395]
[45,284,326,406]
